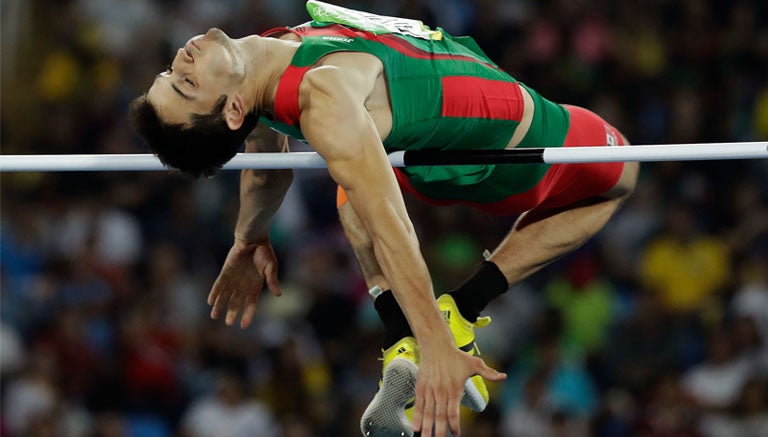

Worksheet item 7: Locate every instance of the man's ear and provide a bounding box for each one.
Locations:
[224,94,246,130]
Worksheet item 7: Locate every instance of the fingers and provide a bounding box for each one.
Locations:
[240,292,259,329]
[412,376,426,432]
[210,271,247,325]
[209,287,231,320]
[225,293,243,326]
[208,275,226,306]
[475,358,507,382]
[420,391,435,437]
[433,387,463,436]
[212,288,261,328]
[209,243,281,327]
[448,390,462,436]
[433,389,447,437]
[414,388,457,437]
[264,261,282,297]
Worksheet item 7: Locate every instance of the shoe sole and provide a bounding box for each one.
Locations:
[360,358,418,437]
[461,376,488,412]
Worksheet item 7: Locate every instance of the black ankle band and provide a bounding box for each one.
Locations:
[448,261,508,322]
[374,290,413,349]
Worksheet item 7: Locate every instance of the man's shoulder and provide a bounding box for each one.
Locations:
[300,65,346,93]
[299,53,382,96]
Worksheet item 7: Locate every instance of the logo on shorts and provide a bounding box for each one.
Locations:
[605,125,618,146]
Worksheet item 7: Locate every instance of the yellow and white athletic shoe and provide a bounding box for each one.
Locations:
[436,293,492,412]
[360,336,421,437]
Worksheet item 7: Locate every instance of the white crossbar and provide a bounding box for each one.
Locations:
[0,142,765,172]
[542,142,768,164]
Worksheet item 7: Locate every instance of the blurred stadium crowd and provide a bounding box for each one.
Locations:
[1,0,767,436]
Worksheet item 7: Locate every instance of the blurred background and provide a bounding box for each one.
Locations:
[1,0,767,436]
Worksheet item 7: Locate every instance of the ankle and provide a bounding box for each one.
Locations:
[449,261,508,322]
[374,290,414,349]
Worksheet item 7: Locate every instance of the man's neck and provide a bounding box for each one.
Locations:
[239,35,300,115]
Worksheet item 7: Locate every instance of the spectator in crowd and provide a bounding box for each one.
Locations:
[635,372,700,437]
[640,204,730,315]
[502,323,598,434]
[682,330,755,411]
[180,372,279,437]
[545,250,616,355]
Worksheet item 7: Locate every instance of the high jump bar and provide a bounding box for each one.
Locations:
[1,142,766,172]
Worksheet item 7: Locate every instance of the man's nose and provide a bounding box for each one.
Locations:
[205,28,220,40]
[204,27,227,42]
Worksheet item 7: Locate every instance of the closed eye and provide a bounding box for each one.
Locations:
[185,77,195,87]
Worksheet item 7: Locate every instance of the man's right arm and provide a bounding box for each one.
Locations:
[207,126,293,327]
[234,128,293,242]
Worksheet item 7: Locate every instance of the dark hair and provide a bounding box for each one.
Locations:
[129,94,259,178]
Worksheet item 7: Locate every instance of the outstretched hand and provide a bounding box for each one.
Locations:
[412,346,506,437]
[208,239,282,329]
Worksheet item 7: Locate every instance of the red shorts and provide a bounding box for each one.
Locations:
[338,105,626,214]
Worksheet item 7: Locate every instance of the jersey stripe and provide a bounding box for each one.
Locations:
[294,24,498,69]
[273,65,311,125]
[270,24,502,127]
[441,76,524,121]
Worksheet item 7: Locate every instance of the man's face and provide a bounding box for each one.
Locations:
[147,28,245,125]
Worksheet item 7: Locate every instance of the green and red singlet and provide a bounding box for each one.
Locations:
[260,11,572,207]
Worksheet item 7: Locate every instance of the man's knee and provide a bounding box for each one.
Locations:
[613,161,639,199]
[602,161,639,200]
